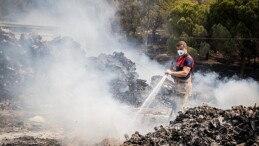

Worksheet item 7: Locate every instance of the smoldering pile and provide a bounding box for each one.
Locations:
[0,28,177,107]
[1,28,169,106]
[87,53,177,106]
[87,52,149,105]
[122,104,259,146]
[0,27,83,99]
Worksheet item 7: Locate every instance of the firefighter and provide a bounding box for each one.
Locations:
[165,41,195,112]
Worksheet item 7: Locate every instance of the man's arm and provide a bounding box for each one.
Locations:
[170,66,191,77]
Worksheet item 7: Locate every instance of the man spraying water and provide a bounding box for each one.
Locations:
[165,41,195,115]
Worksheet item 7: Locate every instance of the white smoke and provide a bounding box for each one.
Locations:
[16,0,164,81]
[215,77,259,108]
[191,72,259,108]
[2,0,259,144]
[7,0,163,144]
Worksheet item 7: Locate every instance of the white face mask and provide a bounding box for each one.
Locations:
[177,50,185,56]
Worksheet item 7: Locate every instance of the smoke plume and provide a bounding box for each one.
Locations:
[191,72,259,108]
[1,0,161,144]
[1,0,258,145]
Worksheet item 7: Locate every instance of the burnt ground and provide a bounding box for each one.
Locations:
[0,99,118,146]
[0,28,258,145]
[0,99,62,146]
[0,99,172,146]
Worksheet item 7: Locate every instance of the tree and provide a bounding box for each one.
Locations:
[116,0,142,38]
[199,42,210,60]
[139,0,164,46]
[208,0,259,77]
[165,0,209,58]
[210,24,236,62]
[116,0,164,46]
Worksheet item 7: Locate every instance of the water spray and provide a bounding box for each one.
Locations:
[133,74,168,121]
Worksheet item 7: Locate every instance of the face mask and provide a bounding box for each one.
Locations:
[177,50,185,56]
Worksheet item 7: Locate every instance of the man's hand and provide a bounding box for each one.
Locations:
[165,69,172,75]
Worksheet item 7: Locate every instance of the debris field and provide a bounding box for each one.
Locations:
[122,104,259,146]
[1,28,258,146]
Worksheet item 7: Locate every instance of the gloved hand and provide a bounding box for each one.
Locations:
[165,69,172,75]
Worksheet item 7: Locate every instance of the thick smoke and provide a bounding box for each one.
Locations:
[1,0,259,144]
[16,0,119,54]
[15,0,164,81]
[2,0,162,144]
[191,72,259,108]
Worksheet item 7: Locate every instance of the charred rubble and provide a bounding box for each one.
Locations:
[0,28,161,106]
[150,75,175,107]
[122,104,259,146]
[87,53,178,106]
[88,52,149,105]
[0,28,83,100]
[0,28,24,99]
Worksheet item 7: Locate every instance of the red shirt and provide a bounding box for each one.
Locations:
[175,54,194,80]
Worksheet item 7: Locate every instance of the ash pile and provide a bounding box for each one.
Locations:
[87,54,176,106]
[149,75,175,107]
[0,27,83,100]
[122,104,259,146]
[88,52,149,105]
[0,28,155,106]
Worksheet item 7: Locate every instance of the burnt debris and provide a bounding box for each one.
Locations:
[0,28,178,107]
[87,54,178,106]
[0,28,83,100]
[122,104,259,146]
[88,52,149,105]
[0,28,152,106]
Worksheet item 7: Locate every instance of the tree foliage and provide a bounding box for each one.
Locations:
[208,0,259,76]
[116,0,164,44]
[165,0,209,57]
[161,0,258,76]
[211,24,236,60]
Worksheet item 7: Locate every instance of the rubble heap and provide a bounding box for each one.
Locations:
[0,28,151,106]
[122,104,259,146]
[149,75,175,107]
[88,52,149,105]
[0,28,24,98]
[0,28,83,100]
[0,28,177,107]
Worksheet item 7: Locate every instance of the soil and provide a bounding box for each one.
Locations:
[0,99,172,146]
[0,99,63,146]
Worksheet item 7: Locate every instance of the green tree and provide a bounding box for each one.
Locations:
[116,0,164,46]
[165,0,209,58]
[188,47,199,61]
[199,42,210,60]
[139,0,164,46]
[116,0,142,38]
[210,24,236,62]
[208,0,259,77]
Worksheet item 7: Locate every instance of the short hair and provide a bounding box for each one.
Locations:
[176,41,187,48]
